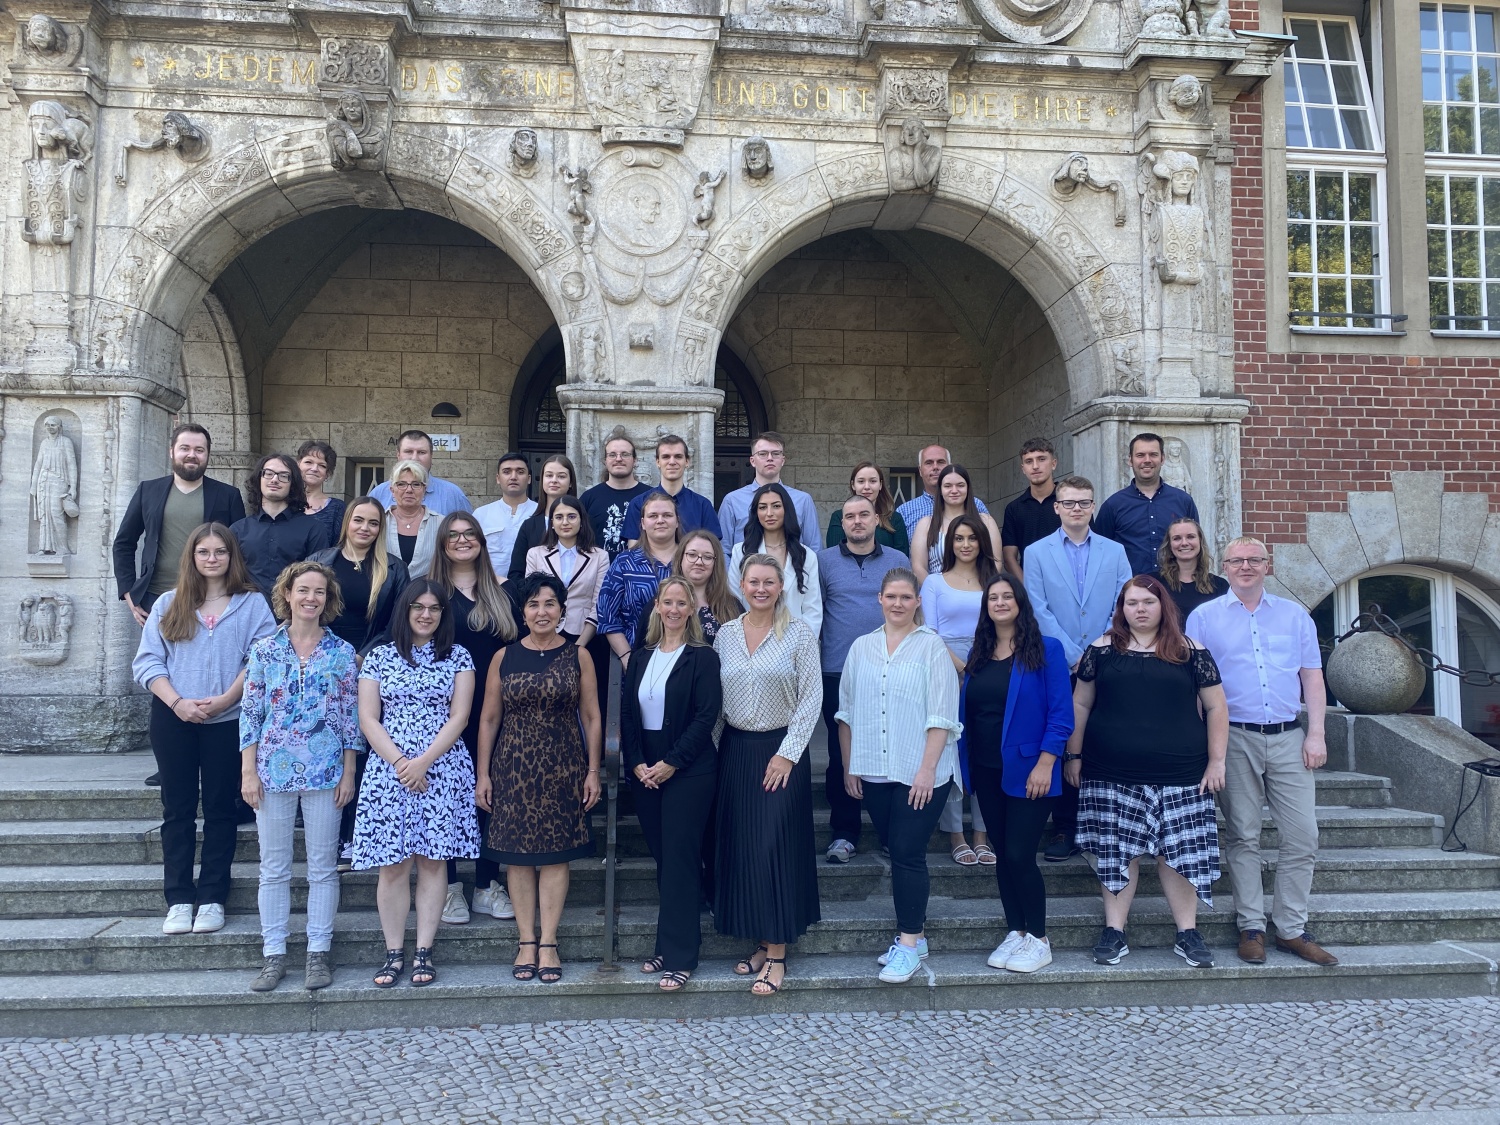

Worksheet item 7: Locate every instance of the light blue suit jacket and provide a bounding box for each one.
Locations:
[1023,529,1133,667]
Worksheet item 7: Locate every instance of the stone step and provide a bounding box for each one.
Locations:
[0,942,1494,1037]
[5,889,1499,976]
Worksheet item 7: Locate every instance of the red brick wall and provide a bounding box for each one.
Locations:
[1229,89,1500,544]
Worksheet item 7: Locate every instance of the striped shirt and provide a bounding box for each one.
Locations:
[595,548,673,648]
[834,625,961,788]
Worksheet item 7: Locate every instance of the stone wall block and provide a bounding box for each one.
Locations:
[1389,470,1446,563]
[307,279,412,316]
[437,318,494,354]
[263,384,364,423]
[370,244,441,280]
[1471,512,1500,588]
[1269,543,1335,608]
[1437,491,1490,571]
[401,351,480,389]
[1346,490,1403,568]
[263,349,328,386]
[812,398,882,434]
[790,330,842,365]
[1306,510,1371,586]
[843,331,908,365]
[280,313,368,351]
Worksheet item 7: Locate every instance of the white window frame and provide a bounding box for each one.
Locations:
[1419,2,1500,159]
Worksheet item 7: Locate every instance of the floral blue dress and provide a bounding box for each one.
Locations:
[352,641,481,868]
[240,627,363,792]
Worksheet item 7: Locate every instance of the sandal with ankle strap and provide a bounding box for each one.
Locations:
[751,956,786,996]
[410,946,437,987]
[659,970,691,992]
[734,943,769,975]
[512,940,539,982]
[640,955,665,974]
[373,948,405,989]
[537,943,563,984]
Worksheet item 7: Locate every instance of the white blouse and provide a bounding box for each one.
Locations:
[715,615,823,763]
[834,625,961,788]
[728,543,823,638]
[636,644,685,731]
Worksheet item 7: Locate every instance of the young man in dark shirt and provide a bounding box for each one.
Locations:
[580,433,651,562]
[1000,437,1061,583]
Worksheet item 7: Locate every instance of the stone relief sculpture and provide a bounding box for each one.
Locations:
[18,592,73,666]
[22,14,71,60]
[1141,150,1205,285]
[325,92,384,172]
[1186,0,1232,38]
[560,271,589,303]
[30,416,79,557]
[884,70,948,115]
[574,324,608,382]
[562,165,594,227]
[743,137,774,182]
[964,0,1096,44]
[1163,436,1194,494]
[888,118,942,193]
[693,169,725,227]
[1051,152,1125,227]
[320,38,388,86]
[1169,75,1203,114]
[1139,0,1188,37]
[23,102,91,247]
[114,112,211,187]
[1113,339,1145,395]
[509,128,540,177]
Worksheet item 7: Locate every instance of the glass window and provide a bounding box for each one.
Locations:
[1284,16,1381,152]
[1457,592,1500,748]
[1427,171,1500,330]
[1287,168,1384,328]
[1422,5,1500,155]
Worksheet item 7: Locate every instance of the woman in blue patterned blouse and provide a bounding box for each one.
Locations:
[239,561,363,993]
[596,490,680,668]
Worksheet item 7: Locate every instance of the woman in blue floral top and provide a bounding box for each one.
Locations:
[239,561,362,994]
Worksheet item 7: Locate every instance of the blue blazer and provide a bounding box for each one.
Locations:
[1022,530,1133,668]
[957,636,1074,798]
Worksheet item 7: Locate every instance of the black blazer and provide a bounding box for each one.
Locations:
[112,475,246,606]
[506,509,549,584]
[307,548,410,656]
[620,643,722,777]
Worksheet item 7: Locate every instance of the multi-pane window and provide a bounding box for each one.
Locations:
[1283,16,1386,330]
[1422,5,1500,155]
[1427,173,1500,329]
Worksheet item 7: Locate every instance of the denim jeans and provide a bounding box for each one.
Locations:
[256,787,342,956]
[862,778,953,935]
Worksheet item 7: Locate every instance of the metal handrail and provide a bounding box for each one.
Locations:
[596,652,622,972]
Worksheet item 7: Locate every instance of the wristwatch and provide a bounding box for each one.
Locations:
[1064,753,1082,762]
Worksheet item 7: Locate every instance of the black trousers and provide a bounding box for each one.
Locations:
[1050,777,1080,837]
[862,778,952,935]
[149,698,240,908]
[970,763,1055,937]
[634,742,717,971]
[821,674,863,847]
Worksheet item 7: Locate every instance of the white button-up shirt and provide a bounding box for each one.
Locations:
[1185,590,1321,724]
[834,625,961,788]
[473,497,538,578]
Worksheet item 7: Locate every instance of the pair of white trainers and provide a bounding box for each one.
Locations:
[987,930,1052,973]
[163,903,224,935]
[443,880,516,923]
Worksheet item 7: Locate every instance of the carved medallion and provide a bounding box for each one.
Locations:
[963,0,1096,44]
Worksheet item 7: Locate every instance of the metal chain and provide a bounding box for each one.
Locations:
[1332,604,1500,687]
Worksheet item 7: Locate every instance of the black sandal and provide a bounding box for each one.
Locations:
[373,948,405,989]
[734,943,769,976]
[659,970,691,992]
[410,946,436,987]
[640,955,665,974]
[538,943,563,984]
[512,940,539,982]
[751,957,786,996]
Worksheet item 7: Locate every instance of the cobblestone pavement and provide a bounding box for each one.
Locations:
[2,998,1498,1124]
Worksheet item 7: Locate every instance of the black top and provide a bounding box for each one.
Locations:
[507,509,550,584]
[451,589,514,758]
[1076,643,1222,787]
[307,547,409,656]
[112,475,246,606]
[328,552,372,650]
[581,481,651,561]
[619,643,723,776]
[307,498,347,547]
[397,533,417,566]
[1001,488,1060,554]
[964,656,1014,770]
[229,509,331,600]
[1157,572,1230,625]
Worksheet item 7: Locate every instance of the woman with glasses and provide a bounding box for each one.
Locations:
[230,454,330,598]
[296,440,346,546]
[909,464,1001,587]
[729,483,822,636]
[385,460,440,577]
[353,579,479,988]
[506,454,578,584]
[429,511,520,925]
[1155,517,1229,621]
[825,461,910,556]
[522,494,610,645]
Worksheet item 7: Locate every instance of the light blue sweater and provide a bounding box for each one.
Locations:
[132,591,277,724]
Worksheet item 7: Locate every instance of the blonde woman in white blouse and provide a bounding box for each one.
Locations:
[836,567,961,984]
[713,553,823,996]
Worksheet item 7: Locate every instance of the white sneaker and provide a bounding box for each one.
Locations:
[1006,934,1053,974]
[163,904,194,935]
[878,942,924,984]
[877,933,928,965]
[192,903,225,934]
[471,880,515,920]
[987,930,1027,969]
[441,882,470,924]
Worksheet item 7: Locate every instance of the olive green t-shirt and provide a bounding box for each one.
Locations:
[149,484,206,596]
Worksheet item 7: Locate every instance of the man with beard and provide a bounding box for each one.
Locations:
[113,424,246,784]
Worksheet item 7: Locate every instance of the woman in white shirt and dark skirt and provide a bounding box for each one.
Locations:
[714,553,823,997]
[619,577,723,991]
[836,567,961,985]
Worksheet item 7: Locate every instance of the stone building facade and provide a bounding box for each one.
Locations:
[0,0,1494,750]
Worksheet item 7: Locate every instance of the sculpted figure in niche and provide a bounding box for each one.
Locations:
[562,165,593,226]
[891,118,941,193]
[115,112,210,186]
[1051,152,1126,227]
[23,101,91,247]
[1186,0,1232,38]
[509,128,539,177]
[575,324,608,382]
[18,592,73,664]
[1163,436,1194,494]
[1140,0,1188,37]
[1142,149,1205,285]
[743,136,774,181]
[326,92,383,171]
[24,14,67,57]
[693,169,725,226]
[30,416,79,556]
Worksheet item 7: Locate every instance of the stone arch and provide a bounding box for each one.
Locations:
[178,293,255,487]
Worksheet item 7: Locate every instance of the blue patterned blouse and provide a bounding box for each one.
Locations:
[595,548,674,648]
[240,627,364,792]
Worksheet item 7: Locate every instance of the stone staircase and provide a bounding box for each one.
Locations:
[0,750,1497,1035]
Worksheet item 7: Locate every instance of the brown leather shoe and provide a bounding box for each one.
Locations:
[1275,932,1340,966]
[1237,929,1267,964]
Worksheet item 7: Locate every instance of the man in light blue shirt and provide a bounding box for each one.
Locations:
[367,430,472,515]
[717,431,821,550]
[895,443,989,531]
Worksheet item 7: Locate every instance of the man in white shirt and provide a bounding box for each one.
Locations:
[717,431,821,550]
[473,452,538,578]
[1185,536,1336,968]
[368,430,472,515]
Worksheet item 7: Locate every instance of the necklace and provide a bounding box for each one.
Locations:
[643,646,679,701]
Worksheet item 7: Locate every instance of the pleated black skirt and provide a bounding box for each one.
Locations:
[713,725,821,944]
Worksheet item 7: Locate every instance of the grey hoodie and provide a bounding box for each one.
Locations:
[132,590,277,723]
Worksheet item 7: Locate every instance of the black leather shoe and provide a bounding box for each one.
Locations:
[144,772,161,787]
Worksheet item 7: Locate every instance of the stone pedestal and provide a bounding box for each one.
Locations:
[557,383,725,498]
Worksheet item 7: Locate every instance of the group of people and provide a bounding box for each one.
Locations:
[114,421,1335,995]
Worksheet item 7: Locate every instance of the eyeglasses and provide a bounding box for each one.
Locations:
[408,603,442,616]
[445,530,480,542]
[1056,499,1094,510]
[682,551,716,564]
[605,451,634,460]
[392,481,424,491]
[753,450,786,460]
[1225,557,1269,568]
[260,470,292,483]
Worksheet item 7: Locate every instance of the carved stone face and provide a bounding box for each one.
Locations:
[162,118,182,148]
[1169,75,1202,110]
[560,272,587,301]
[1165,437,1185,460]
[29,105,66,152]
[1170,168,1196,199]
[511,128,538,163]
[338,94,365,127]
[1068,156,1088,182]
[901,119,927,147]
[26,15,61,54]
[744,138,770,176]
[629,186,663,224]
[43,417,61,437]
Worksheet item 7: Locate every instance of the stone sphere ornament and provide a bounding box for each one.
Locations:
[1325,631,1428,715]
